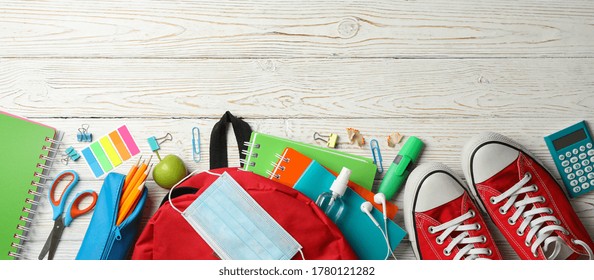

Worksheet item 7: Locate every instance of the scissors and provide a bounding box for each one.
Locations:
[38,170,98,260]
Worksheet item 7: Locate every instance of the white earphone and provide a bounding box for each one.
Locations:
[360,201,379,227]
[363,193,397,260]
[373,193,387,221]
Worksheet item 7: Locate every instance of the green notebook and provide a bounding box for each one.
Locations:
[243,132,377,190]
[0,112,59,260]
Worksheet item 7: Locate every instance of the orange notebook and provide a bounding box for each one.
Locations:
[269,148,398,219]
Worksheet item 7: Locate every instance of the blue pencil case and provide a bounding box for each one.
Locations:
[76,172,147,260]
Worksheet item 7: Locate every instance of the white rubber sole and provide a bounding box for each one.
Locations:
[403,162,472,260]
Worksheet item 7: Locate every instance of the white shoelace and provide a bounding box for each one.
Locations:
[428,210,492,260]
[490,172,594,259]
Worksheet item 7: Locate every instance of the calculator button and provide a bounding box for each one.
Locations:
[573,186,582,193]
[579,153,587,160]
[585,166,593,172]
[562,160,570,167]
[573,148,579,155]
[589,150,594,156]
[570,180,579,187]
[559,154,565,161]
[576,170,585,177]
[568,173,576,180]
[580,145,586,152]
[564,167,573,173]
[573,163,581,170]
[582,183,590,189]
[589,173,594,180]
[570,157,579,163]
[582,160,590,166]
[591,156,594,162]
[579,176,587,183]
[588,143,593,149]
[591,180,594,186]
[566,152,573,157]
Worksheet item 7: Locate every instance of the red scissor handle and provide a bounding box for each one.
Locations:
[49,170,79,220]
[50,171,78,206]
[70,191,98,219]
[64,190,98,226]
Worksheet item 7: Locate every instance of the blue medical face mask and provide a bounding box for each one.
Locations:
[180,172,302,260]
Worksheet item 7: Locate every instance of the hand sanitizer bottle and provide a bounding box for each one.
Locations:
[315,167,351,222]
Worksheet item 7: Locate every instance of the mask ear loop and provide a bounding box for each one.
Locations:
[167,169,223,214]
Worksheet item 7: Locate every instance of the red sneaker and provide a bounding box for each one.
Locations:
[462,132,594,260]
[404,163,502,260]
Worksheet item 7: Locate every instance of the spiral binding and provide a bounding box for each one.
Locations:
[16,225,30,233]
[241,150,258,158]
[243,141,260,149]
[33,172,52,180]
[269,161,286,171]
[240,141,265,169]
[39,154,55,162]
[25,198,39,206]
[28,189,42,197]
[265,153,293,180]
[238,159,256,167]
[265,170,281,179]
[8,134,62,259]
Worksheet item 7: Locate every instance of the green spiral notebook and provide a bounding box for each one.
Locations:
[0,112,60,260]
[243,132,377,190]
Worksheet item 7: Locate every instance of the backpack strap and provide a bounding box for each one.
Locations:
[158,187,199,207]
[209,111,253,169]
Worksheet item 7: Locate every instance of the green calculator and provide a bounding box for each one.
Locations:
[544,121,594,198]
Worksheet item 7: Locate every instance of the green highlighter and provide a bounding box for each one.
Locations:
[378,136,424,200]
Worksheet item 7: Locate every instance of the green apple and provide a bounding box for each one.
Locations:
[153,154,187,189]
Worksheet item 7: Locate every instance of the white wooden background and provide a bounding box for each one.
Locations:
[1,0,594,261]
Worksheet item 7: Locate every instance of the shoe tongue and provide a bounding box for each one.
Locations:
[423,194,466,224]
[480,159,521,193]
[543,237,574,260]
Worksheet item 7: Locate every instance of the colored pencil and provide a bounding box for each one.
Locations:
[120,155,151,207]
[117,164,152,225]
[123,156,142,189]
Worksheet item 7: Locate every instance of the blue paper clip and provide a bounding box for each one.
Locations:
[370,139,383,173]
[147,133,172,152]
[76,124,92,142]
[192,127,201,163]
[62,146,81,165]
[147,133,172,161]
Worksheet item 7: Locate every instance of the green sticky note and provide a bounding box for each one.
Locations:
[90,141,113,172]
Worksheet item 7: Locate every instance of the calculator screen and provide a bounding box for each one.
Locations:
[553,129,587,150]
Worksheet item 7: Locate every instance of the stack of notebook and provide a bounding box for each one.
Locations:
[243,132,377,190]
[269,147,398,219]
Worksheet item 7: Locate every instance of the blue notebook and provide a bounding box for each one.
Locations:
[293,160,407,260]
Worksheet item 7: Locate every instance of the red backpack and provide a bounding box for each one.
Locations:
[131,112,357,260]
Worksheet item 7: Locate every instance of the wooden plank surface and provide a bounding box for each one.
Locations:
[1,58,594,119]
[1,0,594,58]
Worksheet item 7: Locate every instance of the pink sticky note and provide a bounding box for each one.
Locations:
[117,125,140,155]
